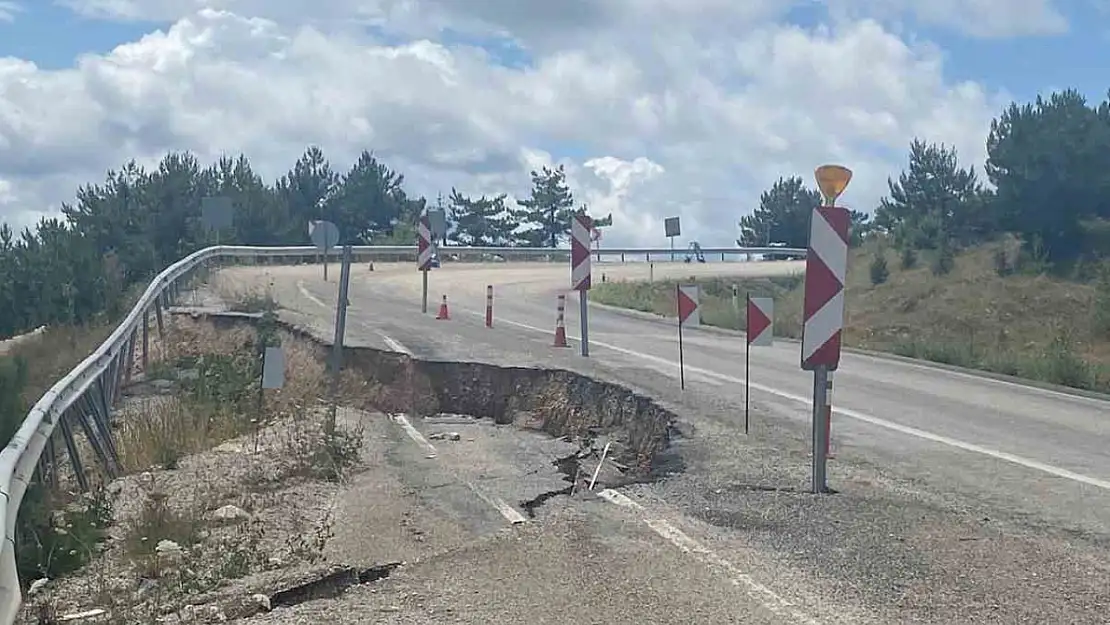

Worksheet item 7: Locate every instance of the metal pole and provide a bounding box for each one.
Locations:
[141,310,149,371]
[670,236,674,262]
[826,372,835,458]
[421,269,429,314]
[811,365,830,493]
[678,320,686,390]
[677,284,686,389]
[327,245,352,430]
[323,245,330,281]
[485,285,493,328]
[745,293,750,435]
[579,291,590,357]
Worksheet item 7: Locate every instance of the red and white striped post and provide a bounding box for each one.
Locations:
[553,294,568,347]
[485,285,493,328]
[802,164,852,494]
[571,214,593,357]
[417,215,433,314]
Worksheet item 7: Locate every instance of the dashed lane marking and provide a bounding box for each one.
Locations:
[597,489,820,624]
[475,310,1110,492]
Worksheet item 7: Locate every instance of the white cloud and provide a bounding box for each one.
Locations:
[820,0,1069,38]
[0,2,21,22]
[0,3,1008,246]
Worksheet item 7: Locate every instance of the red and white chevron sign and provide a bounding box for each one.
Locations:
[801,205,850,370]
[417,215,433,271]
[746,296,774,347]
[571,214,592,291]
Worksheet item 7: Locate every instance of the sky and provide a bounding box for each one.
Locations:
[0,0,1106,248]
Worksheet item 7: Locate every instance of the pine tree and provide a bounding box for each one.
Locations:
[511,165,575,247]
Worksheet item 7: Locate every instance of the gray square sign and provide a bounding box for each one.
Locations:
[664,216,681,238]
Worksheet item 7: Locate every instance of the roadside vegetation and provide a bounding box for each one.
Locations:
[596,88,1110,394]
[596,240,1110,393]
[19,312,365,622]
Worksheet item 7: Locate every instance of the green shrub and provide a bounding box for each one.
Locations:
[869,252,890,285]
[900,246,917,270]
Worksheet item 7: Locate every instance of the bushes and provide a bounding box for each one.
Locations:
[869,252,890,285]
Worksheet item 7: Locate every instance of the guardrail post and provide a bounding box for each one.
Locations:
[122,330,137,387]
[73,406,115,480]
[58,414,88,492]
[89,382,120,466]
[43,433,57,489]
[142,309,150,371]
[155,296,165,339]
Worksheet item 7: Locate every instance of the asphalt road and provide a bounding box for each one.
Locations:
[212,260,1110,624]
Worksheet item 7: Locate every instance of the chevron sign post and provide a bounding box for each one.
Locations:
[571,214,593,357]
[676,284,699,390]
[417,215,433,313]
[802,164,852,494]
[744,295,774,435]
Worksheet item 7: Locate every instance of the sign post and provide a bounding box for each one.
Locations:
[417,215,433,313]
[664,217,681,262]
[309,220,340,281]
[676,284,699,390]
[571,214,593,357]
[744,295,774,435]
[327,244,353,431]
[802,164,852,494]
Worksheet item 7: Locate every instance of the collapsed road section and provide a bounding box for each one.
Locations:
[202,311,684,488]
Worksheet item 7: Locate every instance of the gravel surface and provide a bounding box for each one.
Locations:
[198,262,1110,624]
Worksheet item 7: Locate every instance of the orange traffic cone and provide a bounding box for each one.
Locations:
[436,294,450,320]
[553,294,568,347]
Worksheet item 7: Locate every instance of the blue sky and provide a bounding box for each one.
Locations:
[1,2,1105,106]
[0,2,167,68]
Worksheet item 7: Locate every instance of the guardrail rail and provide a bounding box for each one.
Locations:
[0,243,806,622]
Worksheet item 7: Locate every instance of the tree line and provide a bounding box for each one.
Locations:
[4,87,1108,339]
[740,88,1110,273]
[0,148,591,339]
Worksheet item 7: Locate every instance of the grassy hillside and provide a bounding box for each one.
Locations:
[592,240,1110,392]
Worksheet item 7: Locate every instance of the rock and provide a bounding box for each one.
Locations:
[155,539,183,563]
[428,431,461,441]
[250,594,271,611]
[28,577,48,595]
[209,504,250,524]
[58,608,107,621]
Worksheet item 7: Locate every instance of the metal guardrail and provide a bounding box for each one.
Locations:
[0,242,806,622]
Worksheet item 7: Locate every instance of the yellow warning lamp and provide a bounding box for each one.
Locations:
[814,165,852,206]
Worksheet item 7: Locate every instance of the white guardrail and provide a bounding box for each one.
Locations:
[0,243,806,621]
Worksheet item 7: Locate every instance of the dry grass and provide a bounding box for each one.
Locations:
[592,239,1110,392]
[117,316,331,473]
[22,314,366,623]
[211,270,279,313]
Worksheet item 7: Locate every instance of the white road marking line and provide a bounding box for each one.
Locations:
[596,488,642,509]
[466,482,528,525]
[377,331,412,355]
[389,413,437,458]
[597,489,818,624]
[296,280,328,309]
[478,312,1110,491]
[389,413,527,525]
